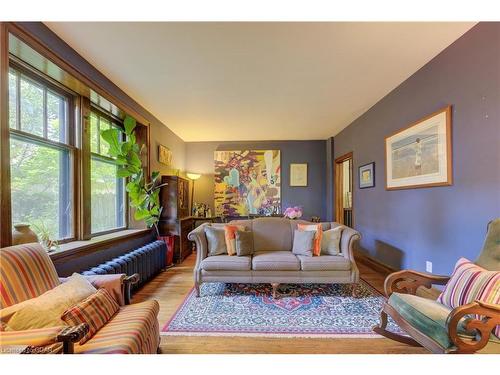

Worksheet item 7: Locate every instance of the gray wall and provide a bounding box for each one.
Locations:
[331,22,500,274]
[185,140,327,221]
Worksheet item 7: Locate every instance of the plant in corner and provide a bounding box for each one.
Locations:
[100,115,166,237]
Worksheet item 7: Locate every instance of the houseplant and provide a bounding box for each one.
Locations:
[100,115,165,238]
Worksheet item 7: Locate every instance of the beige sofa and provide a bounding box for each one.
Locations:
[187,217,361,297]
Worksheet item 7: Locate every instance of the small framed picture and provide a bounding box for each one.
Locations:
[290,163,308,187]
[158,144,172,166]
[359,162,375,189]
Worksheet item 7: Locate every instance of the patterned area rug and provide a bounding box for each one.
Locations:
[162,280,403,338]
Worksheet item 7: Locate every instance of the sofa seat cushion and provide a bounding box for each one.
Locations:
[297,255,351,271]
[75,300,159,354]
[252,251,300,271]
[201,255,252,271]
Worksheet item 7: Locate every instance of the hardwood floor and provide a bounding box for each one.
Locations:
[132,254,428,354]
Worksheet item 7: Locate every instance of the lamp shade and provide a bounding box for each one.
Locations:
[186,173,202,181]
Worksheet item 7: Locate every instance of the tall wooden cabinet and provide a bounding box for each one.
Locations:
[158,176,194,264]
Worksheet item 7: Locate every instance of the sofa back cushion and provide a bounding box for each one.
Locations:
[252,217,293,251]
[0,243,61,309]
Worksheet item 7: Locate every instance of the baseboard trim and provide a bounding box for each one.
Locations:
[354,250,441,299]
[354,250,398,276]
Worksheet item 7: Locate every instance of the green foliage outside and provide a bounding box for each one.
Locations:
[100,116,165,236]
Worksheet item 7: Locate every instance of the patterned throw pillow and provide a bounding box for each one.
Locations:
[437,258,499,337]
[297,224,323,256]
[61,288,120,344]
[224,225,245,256]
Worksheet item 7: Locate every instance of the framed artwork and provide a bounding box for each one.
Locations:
[359,162,375,189]
[290,163,308,187]
[385,106,452,190]
[214,150,281,217]
[158,144,172,166]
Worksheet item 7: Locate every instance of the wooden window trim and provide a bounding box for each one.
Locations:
[2,23,152,247]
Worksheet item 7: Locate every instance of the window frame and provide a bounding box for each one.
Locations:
[8,61,78,243]
[89,106,129,236]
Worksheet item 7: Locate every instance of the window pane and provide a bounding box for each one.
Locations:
[20,77,44,137]
[10,137,72,240]
[90,113,99,153]
[47,91,67,143]
[91,158,125,233]
[8,70,17,129]
[99,118,111,156]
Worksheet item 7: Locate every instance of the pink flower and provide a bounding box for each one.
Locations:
[283,206,303,219]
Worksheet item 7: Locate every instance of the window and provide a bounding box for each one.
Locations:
[90,111,126,234]
[8,66,73,240]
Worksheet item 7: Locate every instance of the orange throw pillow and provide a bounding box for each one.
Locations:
[224,225,245,256]
[297,224,323,256]
[61,288,120,344]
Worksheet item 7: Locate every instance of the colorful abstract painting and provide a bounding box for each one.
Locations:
[214,150,281,217]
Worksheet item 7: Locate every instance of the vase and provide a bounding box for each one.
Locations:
[12,224,39,245]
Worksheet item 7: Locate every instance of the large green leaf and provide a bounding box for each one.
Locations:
[124,115,136,136]
[100,128,121,157]
[134,208,150,221]
[117,167,133,178]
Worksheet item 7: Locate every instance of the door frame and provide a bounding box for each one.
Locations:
[334,151,354,226]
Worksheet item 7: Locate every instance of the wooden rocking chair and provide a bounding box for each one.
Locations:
[373,219,500,354]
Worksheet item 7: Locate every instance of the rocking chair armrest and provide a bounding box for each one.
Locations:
[447,300,500,354]
[56,323,89,354]
[384,270,450,298]
[123,273,140,305]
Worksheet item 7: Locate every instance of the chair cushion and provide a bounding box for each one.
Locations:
[388,292,454,349]
[61,289,120,344]
[75,300,159,354]
[297,255,351,271]
[386,293,500,350]
[201,255,252,271]
[252,251,300,271]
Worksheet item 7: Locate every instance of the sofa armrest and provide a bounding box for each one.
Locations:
[60,273,138,305]
[188,223,210,265]
[447,300,500,353]
[384,270,450,298]
[337,225,361,262]
[0,323,88,354]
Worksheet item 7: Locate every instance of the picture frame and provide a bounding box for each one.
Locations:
[158,144,172,166]
[290,163,308,187]
[359,162,375,189]
[385,106,452,190]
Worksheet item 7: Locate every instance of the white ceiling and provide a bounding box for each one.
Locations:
[45,22,475,141]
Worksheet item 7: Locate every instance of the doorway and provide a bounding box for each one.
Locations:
[334,152,353,227]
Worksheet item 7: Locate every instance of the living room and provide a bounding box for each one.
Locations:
[1,1,499,373]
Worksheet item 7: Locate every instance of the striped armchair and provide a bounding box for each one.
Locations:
[0,243,160,354]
